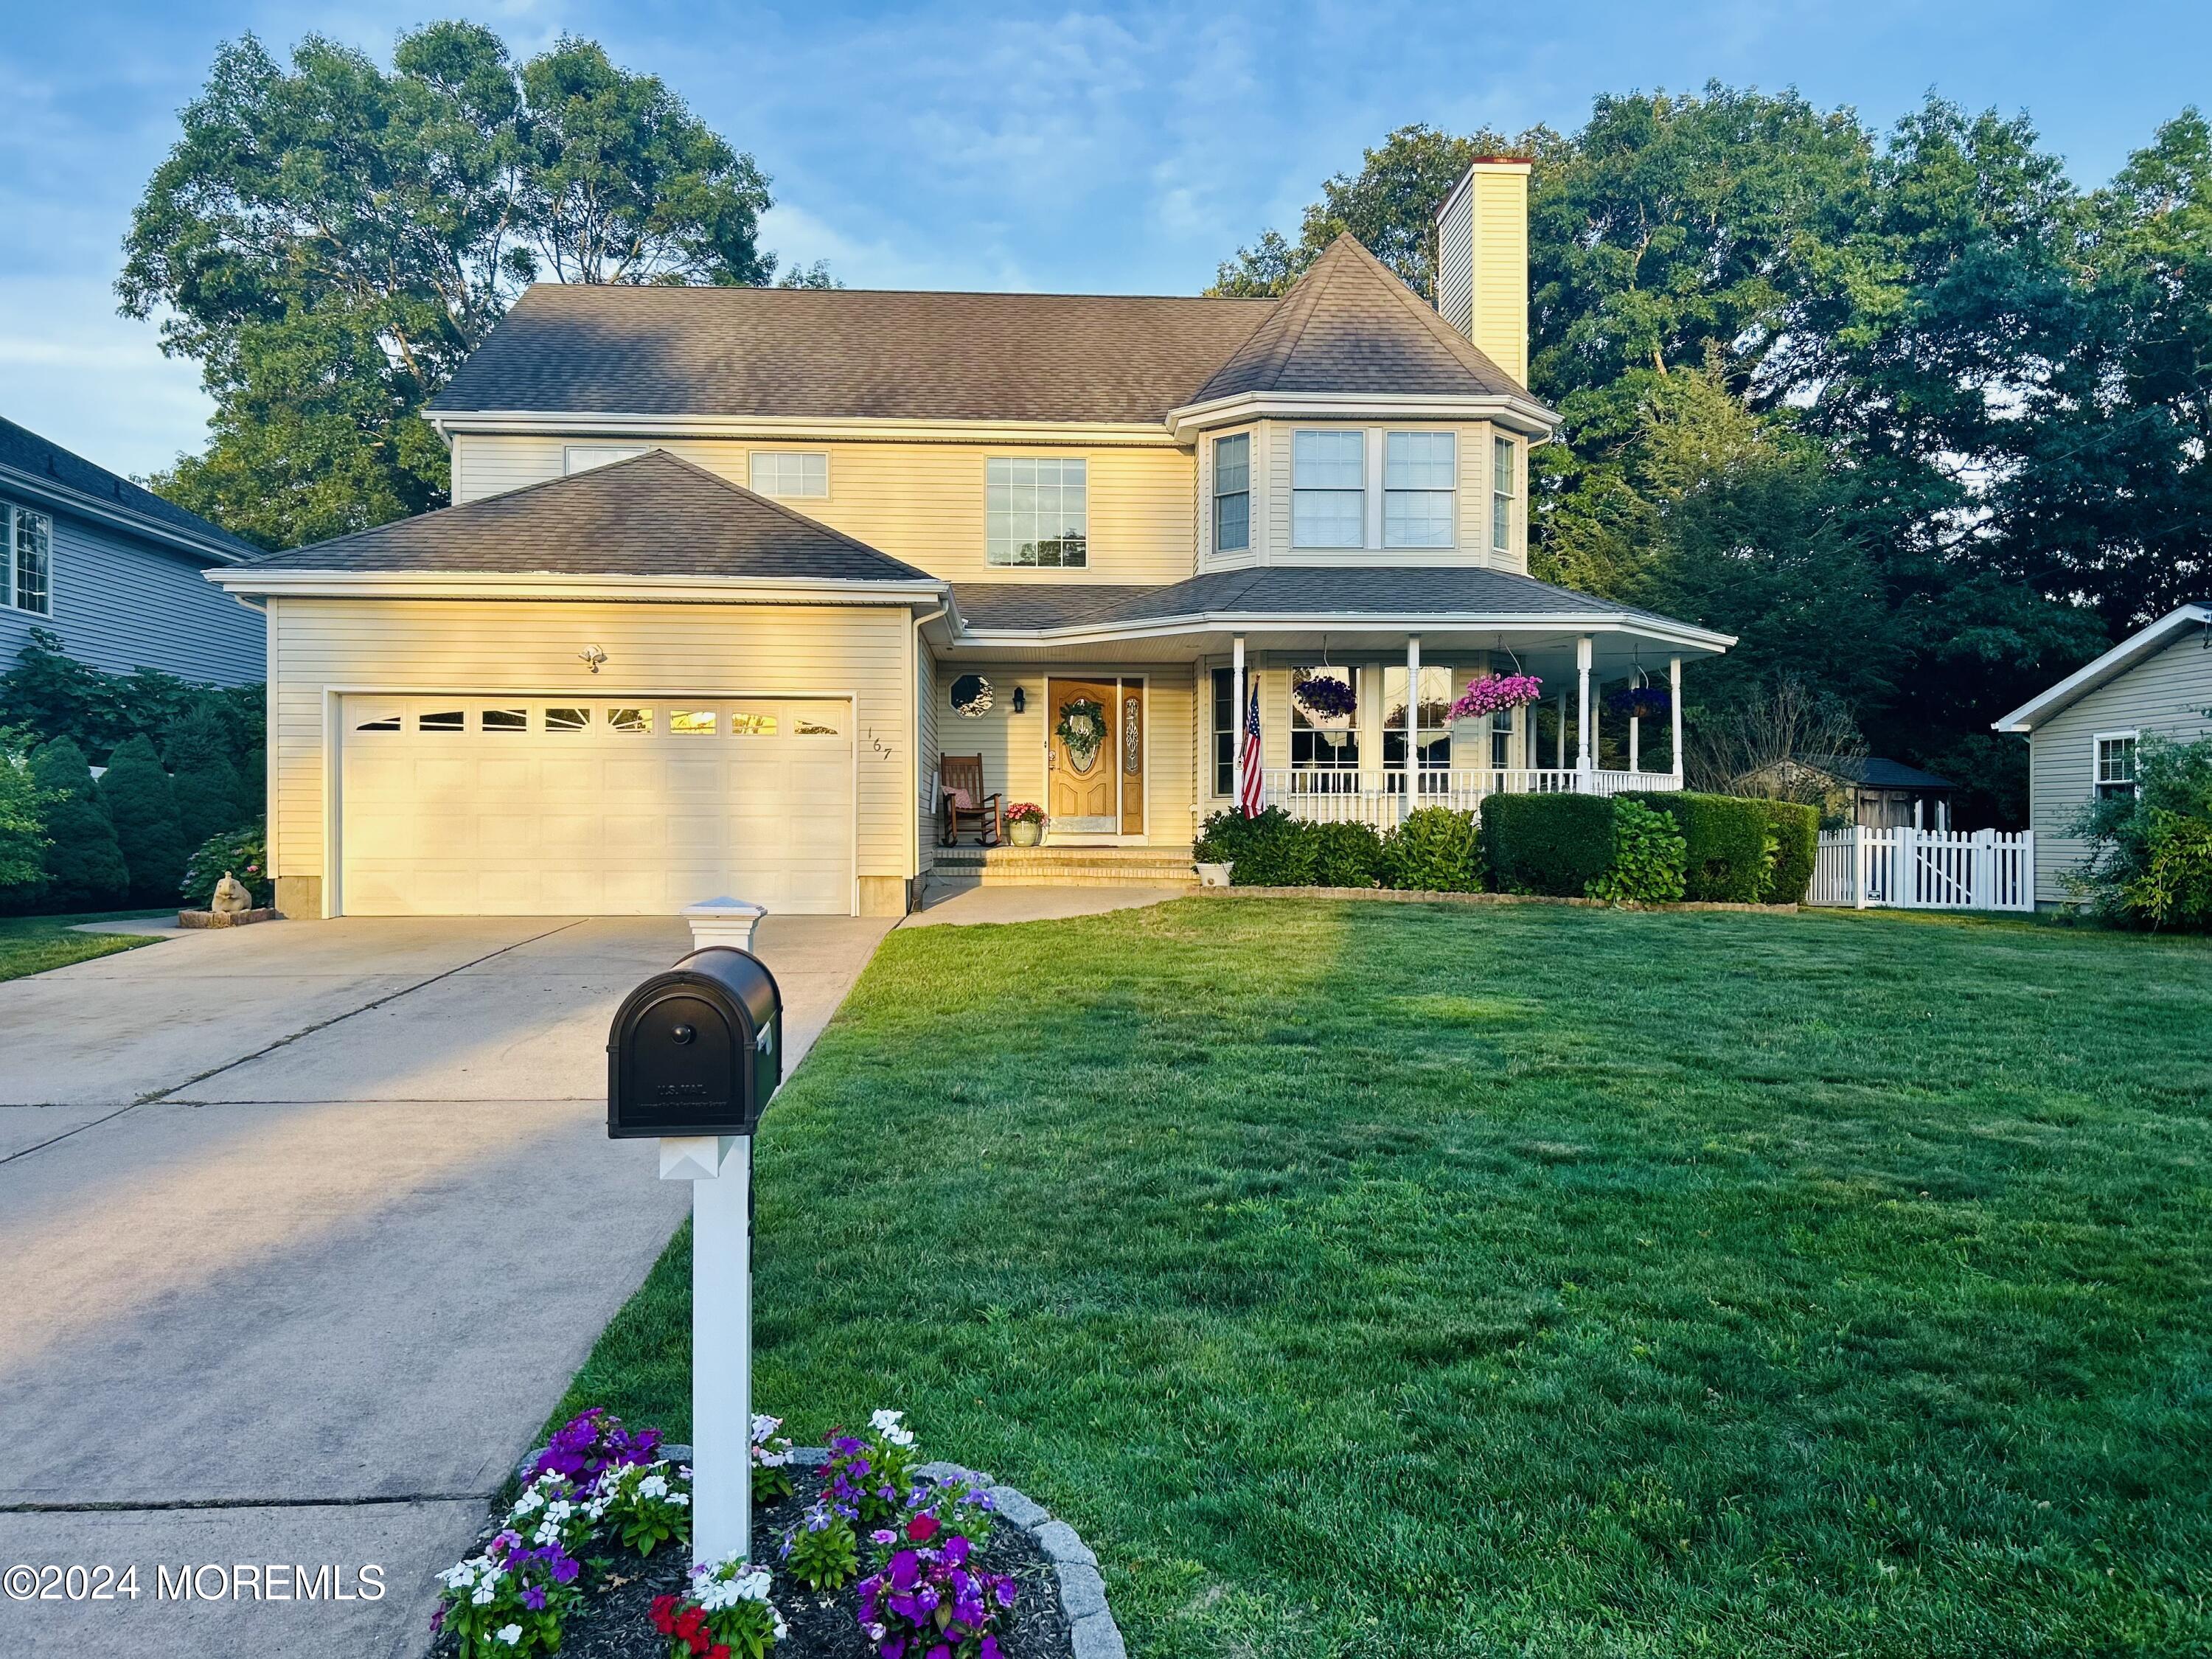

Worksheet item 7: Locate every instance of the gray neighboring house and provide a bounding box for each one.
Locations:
[0,414,263,686]
[1994,602,2212,905]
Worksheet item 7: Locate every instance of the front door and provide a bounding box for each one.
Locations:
[1048,679,1119,833]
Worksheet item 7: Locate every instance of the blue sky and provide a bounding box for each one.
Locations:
[3,0,2206,481]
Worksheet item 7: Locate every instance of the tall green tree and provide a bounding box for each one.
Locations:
[0,740,55,906]
[120,23,810,549]
[30,740,130,911]
[164,706,249,852]
[100,737,192,908]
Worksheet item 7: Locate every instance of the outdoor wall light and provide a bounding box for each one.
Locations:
[579,645,608,673]
[1012,685,1027,714]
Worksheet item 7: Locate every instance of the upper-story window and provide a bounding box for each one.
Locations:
[987,457,1087,567]
[1383,432,1455,548]
[565,444,648,475]
[1212,434,1250,554]
[1491,435,1517,553]
[7,501,52,616]
[750,451,828,499]
[1291,431,1364,549]
[2095,732,2138,799]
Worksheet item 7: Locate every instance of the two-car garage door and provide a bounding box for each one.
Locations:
[338,696,855,915]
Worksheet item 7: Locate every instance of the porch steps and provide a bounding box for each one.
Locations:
[925,844,1198,890]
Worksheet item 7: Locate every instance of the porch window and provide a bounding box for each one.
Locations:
[1491,435,1517,552]
[987,457,1087,567]
[7,501,52,616]
[1382,666,1453,773]
[1211,667,1236,797]
[1383,432,1455,548]
[1292,431,1363,548]
[2095,732,2138,799]
[1212,434,1250,554]
[1491,709,1514,770]
[1290,667,1358,771]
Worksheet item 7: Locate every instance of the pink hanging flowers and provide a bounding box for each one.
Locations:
[1447,673,1544,720]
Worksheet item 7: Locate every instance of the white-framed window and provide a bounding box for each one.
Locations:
[7,501,53,615]
[1491,434,1517,553]
[2094,731,2139,799]
[564,445,649,476]
[1382,665,1454,773]
[1384,431,1455,548]
[748,451,828,498]
[1212,434,1250,554]
[1292,431,1364,548]
[1491,708,1514,770]
[986,457,1087,567]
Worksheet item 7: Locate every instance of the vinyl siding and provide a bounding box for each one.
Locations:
[925,660,1194,844]
[449,434,1197,585]
[2027,629,2212,901]
[0,503,262,684]
[266,597,917,902]
[916,641,938,872]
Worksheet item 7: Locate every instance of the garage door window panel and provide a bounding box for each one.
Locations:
[419,710,465,732]
[355,711,402,732]
[670,710,717,736]
[546,707,591,733]
[483,708,529,731]
[610,708,652,734]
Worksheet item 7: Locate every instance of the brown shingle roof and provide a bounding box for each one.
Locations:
[1193,236,1523,402]
[427,239,1534,425]
[240,450,932,582]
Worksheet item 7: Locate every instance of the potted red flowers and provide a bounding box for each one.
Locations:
[1004,802,1046,847]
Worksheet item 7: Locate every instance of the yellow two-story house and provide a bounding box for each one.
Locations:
[215,161,1731,919]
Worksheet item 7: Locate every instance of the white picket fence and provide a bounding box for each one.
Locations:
[1809,827,2035,912]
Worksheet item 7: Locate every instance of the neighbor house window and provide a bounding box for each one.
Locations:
[1383,432,1455,548]
[1211,667,1236,796]
[7,501,52,615]
[1212,434,1250,554]
[749,451,827,498]
[987,458,1087,567]
[1491,435,1517,552]
[1292,431,1363,548]
[2095,732,2138,799]
[564,445,648,476]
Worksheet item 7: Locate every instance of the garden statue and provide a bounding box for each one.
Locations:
[211,871,254,915]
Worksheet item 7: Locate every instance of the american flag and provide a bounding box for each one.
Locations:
[1239,683,1265,818]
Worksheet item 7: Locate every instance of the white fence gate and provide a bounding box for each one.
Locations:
[1809,827,2035,912]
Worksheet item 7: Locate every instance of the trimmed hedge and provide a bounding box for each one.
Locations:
[1751,799,1819,904]
[1380,807,1482,891]
[1196,807,1316,886]
[1587,799,1687,904]
[1481,792,1615,897]
[1627,792,1772,902]
[1310,821,1386,888]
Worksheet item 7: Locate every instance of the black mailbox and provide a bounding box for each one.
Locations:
[607,947,783,1138]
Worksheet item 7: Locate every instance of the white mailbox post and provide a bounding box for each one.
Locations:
[609,900,782,1571]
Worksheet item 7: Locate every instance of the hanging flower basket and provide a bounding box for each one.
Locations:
[1292,674,1357,723]
[1447,672,1544,720]
[1606,684,1671,720]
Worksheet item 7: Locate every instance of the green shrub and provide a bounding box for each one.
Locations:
[1587,799,1687,904]
[1750,799,1819,903]
[2122,810,2212,930]
[164,706,249,850]
[3,625,263,764]
[100,735,191,907]
[29,737,129,909]
[1381,807,1481,891]
[181,821,271,910]
[1310,820,1385,887]
[1481,793,1615,896]
[2067,734,2212,928]
[1196,807,1318,886]
[1631,792,1773,902]
[0,737,54,903]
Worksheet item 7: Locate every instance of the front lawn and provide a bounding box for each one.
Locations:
[562,900,2211,1658]
[0,911,169,983]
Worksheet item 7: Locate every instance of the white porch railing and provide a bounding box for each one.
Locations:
[1260,767,1680,830]
[1808,827,2035,912]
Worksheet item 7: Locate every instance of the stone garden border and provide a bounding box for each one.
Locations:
[1203,884,1797,914]
[515,1442,1127,1659]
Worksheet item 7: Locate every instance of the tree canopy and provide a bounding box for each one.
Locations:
[1217,86,2212,823]
[120,22,821,550]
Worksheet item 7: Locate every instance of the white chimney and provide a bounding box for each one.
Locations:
[1435,159,1532,386]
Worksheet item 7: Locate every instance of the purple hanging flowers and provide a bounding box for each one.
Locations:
[1291,673,1357,721]
[1447,672,1544,720]
[1605,684,1670,719]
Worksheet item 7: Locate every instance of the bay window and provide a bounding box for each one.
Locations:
[1383,432,1455,547]
[1291,431,1363,548]
[1212,434,1250,554]
[1491,434,1517,553]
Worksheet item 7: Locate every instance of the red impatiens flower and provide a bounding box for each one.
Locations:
[650,1594,679,1634]
[905,1513,941,1544]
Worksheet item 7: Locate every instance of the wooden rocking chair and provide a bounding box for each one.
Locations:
[938,754,1004,847]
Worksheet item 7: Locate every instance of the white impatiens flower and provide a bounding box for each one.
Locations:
[472,1584,496,1606]
[638,1474,668,1499]
[495,1624,523,1646]
[751,1413,782,1441]
[869,1408,915,1447]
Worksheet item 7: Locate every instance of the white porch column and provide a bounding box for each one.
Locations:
[1405,634,1420,807]
[1575,636,1593,782]
[1231,634,1248,807]
[1630,710,1640,774]
[1555,692,1568,770]
[1669,656,1683,786]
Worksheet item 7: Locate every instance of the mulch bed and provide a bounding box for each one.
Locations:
[433,1470,1073,1659]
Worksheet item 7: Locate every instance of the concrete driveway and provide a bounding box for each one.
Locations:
[0,913,891,1658]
